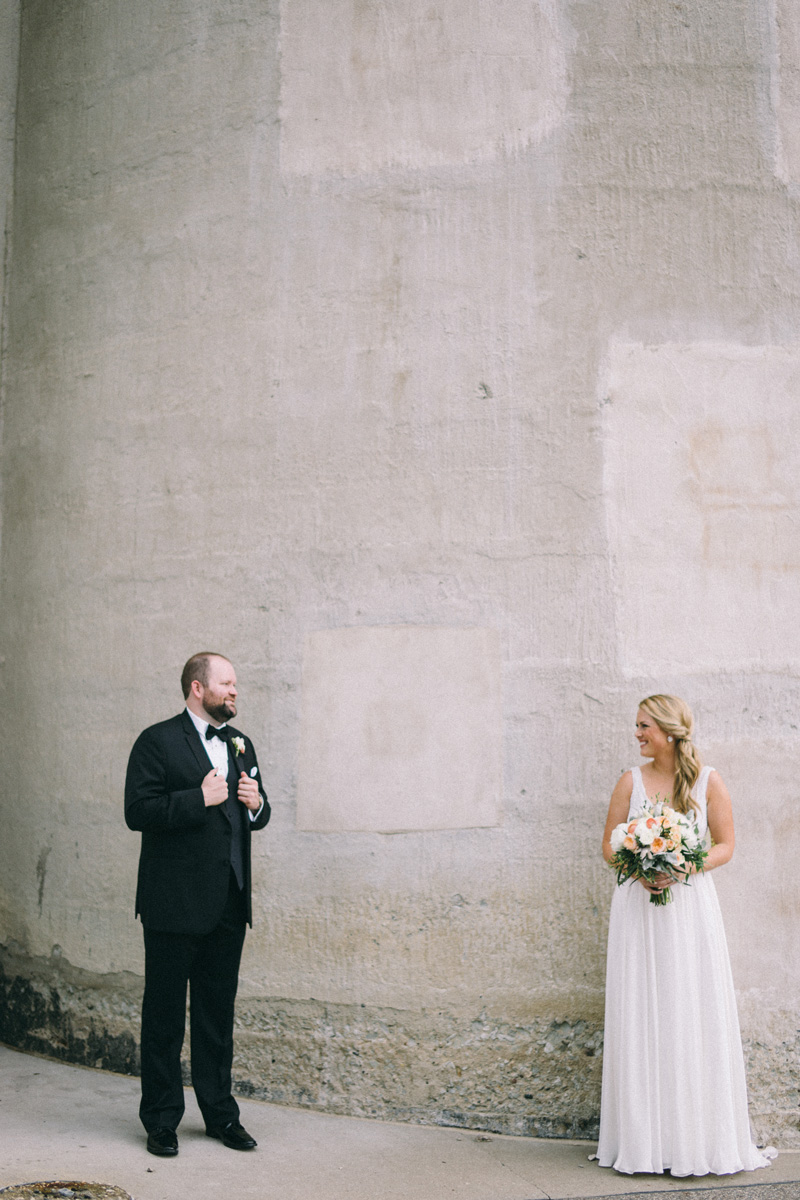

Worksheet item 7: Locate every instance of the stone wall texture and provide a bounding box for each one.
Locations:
[0,0,798,1147]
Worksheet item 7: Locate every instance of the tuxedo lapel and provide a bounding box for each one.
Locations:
[224,743,240,826]
[230,740,245,779]
[228,737,252,828]
[225,741,246,888]
[181,709,215,777]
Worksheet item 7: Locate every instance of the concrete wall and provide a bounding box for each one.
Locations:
[0,0,21,540]
[0,0,798,1145]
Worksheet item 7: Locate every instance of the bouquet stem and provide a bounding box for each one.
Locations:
[649,886,672,906]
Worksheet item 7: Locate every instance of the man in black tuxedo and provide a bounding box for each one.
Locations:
[125,652,271,1157]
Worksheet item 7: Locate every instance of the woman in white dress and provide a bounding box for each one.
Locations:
[597,694,776,1177]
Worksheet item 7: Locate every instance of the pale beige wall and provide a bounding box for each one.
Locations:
[0,0,798,1143]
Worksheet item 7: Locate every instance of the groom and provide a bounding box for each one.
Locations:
[125,652,271,1157]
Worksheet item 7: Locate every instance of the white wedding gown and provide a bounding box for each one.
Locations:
[597,765,776,1177]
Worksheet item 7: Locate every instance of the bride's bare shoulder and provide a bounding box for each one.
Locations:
[610,768,634,802]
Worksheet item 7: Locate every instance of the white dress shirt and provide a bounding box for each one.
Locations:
[185,707,263,820]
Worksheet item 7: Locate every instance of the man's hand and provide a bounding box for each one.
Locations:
[237,772,261,813]
[202,767,228,807]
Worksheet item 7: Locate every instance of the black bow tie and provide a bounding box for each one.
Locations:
[205,725,230,742]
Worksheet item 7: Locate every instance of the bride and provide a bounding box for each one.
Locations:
[597,694,776,1176]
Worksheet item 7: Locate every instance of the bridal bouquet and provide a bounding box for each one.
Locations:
[609,798,708,906]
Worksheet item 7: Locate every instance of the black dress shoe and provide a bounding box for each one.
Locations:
[205,1121,257,1150]
[147,1126,178,1156]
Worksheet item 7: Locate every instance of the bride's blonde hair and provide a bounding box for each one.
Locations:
[638,693,702,815]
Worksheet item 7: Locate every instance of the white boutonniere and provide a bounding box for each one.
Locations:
[231,736,246,757]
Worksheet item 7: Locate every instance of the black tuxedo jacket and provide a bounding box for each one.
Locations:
[125,710,270,936]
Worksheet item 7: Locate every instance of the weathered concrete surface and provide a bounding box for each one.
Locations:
[0,2,20,252]
[0,0,21,526]
[0,0,799,1149]
[233,998,603,1138]
[773,0,800,190]
[0,944,140,1076]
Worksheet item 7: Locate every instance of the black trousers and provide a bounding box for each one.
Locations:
[139,871,247,1132]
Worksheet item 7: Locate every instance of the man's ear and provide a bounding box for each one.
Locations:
[190,679,204,700]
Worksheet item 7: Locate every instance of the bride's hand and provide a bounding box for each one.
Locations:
[642,872,671,894]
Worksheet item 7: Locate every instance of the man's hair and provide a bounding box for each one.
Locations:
[181,652,229,699]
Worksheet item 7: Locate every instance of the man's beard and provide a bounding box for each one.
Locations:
[203,695,236,724]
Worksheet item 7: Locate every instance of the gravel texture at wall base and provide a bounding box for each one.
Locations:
[231,996,604,1140]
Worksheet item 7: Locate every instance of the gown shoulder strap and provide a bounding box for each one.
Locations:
[628,766,645,812]
[693,764,714,809]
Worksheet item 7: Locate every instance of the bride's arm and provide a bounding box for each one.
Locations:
[602,771,634,864]
[698,770,735,872]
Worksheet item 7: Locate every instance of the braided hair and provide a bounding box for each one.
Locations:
[638,694,702,815]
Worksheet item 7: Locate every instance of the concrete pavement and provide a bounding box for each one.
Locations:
[0,1045,797,1200]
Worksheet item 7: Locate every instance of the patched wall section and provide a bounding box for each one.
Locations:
[279,0,567,175]
[297,626,501,832]
[602,340,800,676]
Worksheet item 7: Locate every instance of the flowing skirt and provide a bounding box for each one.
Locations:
[597,873,775,1176]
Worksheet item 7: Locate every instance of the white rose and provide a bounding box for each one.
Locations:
[610,825,627,853]
[636,819,656,845]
